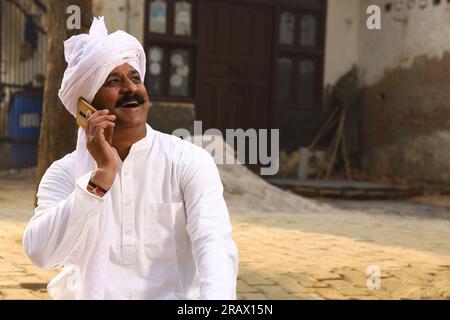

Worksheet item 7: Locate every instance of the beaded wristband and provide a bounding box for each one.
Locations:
[87,180,108,197]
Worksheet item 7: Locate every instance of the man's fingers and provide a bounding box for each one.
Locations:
[86,109,111,124]
[86,110,108,135]
[86,109,108,119]
[88,114,116,125]
[96,121,116,130]
[87,109,114,121]
[93,109,110,116]
[87,110,115,139]
[91,121,115,141]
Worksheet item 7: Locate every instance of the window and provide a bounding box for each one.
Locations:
[169,49,190,96]
[174,1,192,36]
[298,59,315,105]
[147,46,164,94]
[149,0,167,33]
[145,0,196,101]
[277,57,293,103]
[300,15,317,47]
[279,12,295,45]
[276,7,324,109]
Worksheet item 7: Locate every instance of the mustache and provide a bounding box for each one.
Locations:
[115,93,145,108]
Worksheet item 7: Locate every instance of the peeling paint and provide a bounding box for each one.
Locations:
[360,0,450,85]
[361,53,450,183]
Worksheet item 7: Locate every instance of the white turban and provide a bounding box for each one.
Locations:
[58,16,146,116]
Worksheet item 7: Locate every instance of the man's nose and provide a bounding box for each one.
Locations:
[120,77,138,94]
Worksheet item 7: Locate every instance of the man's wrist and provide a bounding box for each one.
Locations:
[89,167,117,192]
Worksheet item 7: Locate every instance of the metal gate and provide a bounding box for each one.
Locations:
[0,0,47,168]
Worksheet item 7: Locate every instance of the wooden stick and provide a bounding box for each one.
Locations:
[341,128,352,180]
[309,107,340,150]
[315,113,341,180]
[326,110,346,179]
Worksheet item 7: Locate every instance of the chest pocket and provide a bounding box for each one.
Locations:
[144,202,184,259]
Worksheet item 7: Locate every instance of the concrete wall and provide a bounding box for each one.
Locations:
[92,0,145,43]
[324,0,360,87]
[359,0,450,85]
[358,0,450,183]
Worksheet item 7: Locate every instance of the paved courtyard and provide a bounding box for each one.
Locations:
[1,177,450,300]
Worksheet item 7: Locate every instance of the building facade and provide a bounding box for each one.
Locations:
[1,0,449,183]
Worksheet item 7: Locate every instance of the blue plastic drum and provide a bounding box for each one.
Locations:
[8,92,43,168]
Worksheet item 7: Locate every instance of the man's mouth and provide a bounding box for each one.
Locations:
[119,100,141,108]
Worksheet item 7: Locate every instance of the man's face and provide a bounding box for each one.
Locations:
[91,63,150,128]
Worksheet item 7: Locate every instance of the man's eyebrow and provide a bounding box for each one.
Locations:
[128,70,140,77]
[105,72,121,79]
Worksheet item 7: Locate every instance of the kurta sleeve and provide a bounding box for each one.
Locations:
[23,153,109,269]
[175,141,239,300]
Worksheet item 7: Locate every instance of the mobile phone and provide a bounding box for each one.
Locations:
[76,98,113,145]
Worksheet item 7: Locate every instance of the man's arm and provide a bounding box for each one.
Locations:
[176,141,239,300]
[24,110,120,270]
[23,153,108,269]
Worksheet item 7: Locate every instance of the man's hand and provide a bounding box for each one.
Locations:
[85,109,120,191]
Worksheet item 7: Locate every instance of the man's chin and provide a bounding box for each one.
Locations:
[116,120,147,130]
[116,112,147,127]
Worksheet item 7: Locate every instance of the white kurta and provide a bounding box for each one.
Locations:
[23,124,238,299]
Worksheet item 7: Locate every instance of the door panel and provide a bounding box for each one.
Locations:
[198,1,273,132]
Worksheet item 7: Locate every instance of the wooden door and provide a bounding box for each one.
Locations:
[197,0,273,133]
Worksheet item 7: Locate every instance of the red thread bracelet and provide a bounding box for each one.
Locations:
[87,180,108,197]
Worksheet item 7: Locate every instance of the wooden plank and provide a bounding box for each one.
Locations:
[274,179,424,200]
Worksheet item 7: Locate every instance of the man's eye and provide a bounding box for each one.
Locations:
[132,76,141,83]
[106,79,120,86]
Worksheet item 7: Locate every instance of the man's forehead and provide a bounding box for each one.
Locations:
[107,64,139,76]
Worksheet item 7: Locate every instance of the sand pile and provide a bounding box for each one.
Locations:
[217,162,329,214]
[186,135,328,214]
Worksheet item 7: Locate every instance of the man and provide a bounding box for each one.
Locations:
[23,17,238,300]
